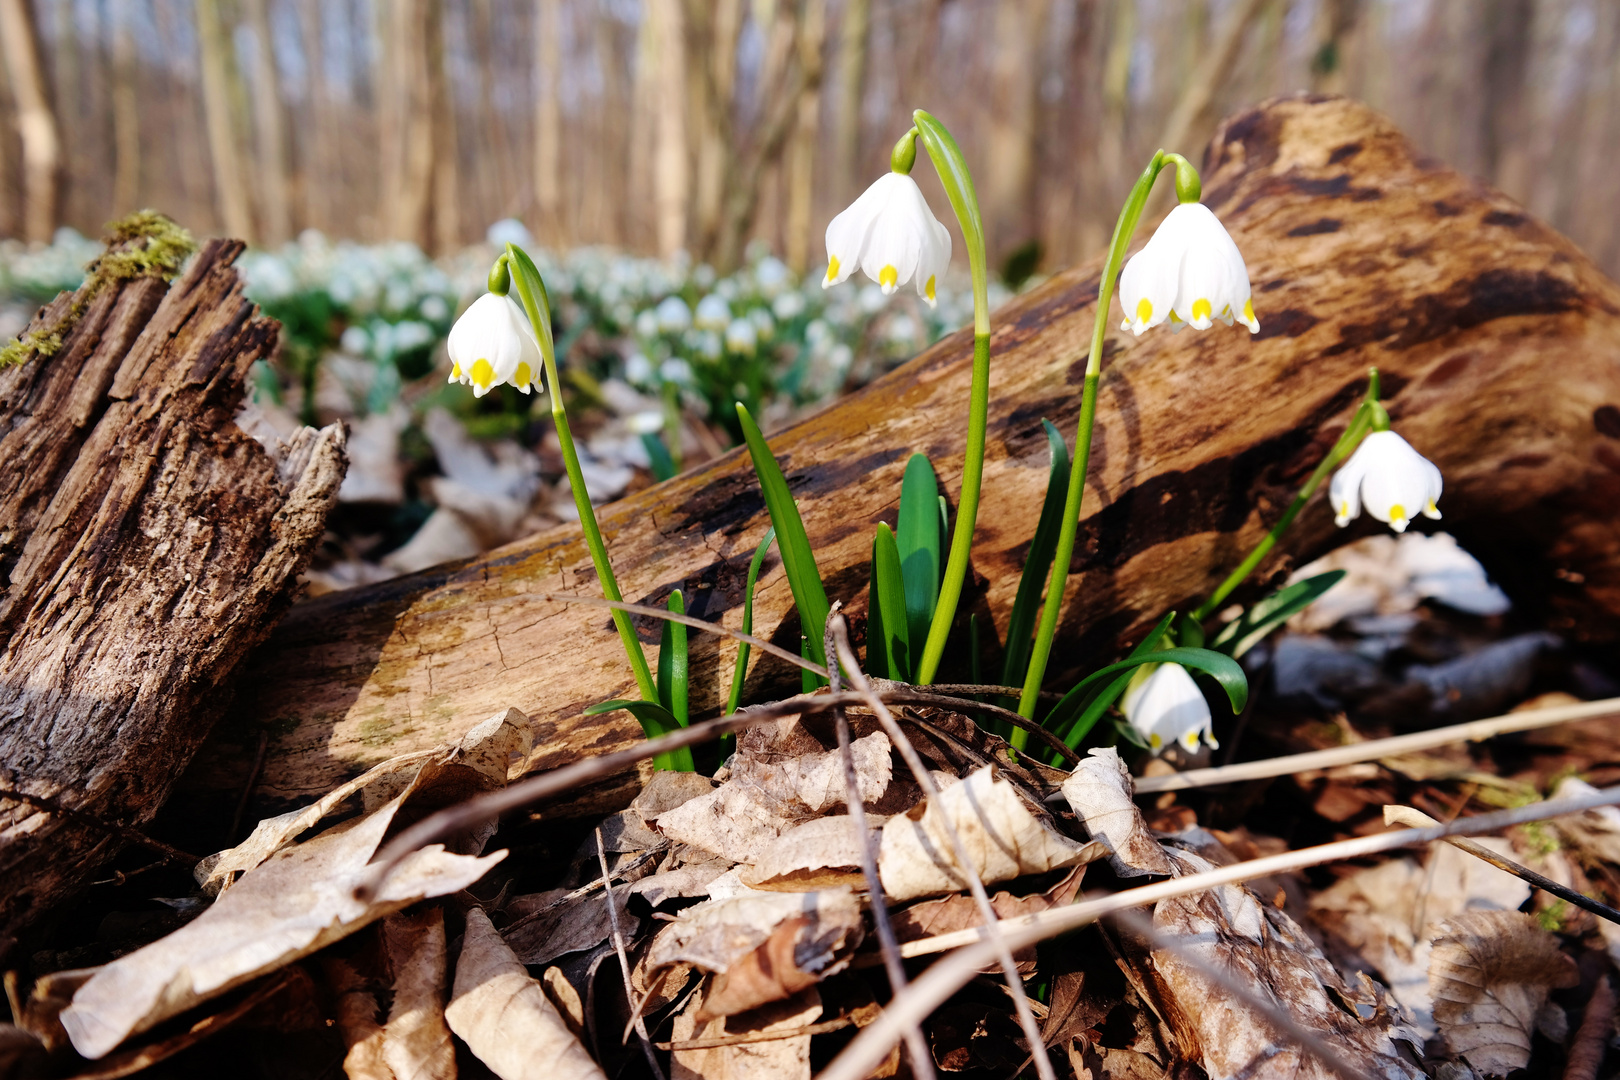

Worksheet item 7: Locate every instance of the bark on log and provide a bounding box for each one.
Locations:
[182,94,1620,824]
[0,239,346,949]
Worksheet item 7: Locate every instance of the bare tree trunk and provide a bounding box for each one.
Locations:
[535,0,563,240]
[243,0,292,243]
[0,0,61,243]
[784,0,825,274]
[469,0,516,228]
[690,0,742,259]
[588,4,624,246]
[428,0,457,253]
[1482,0,1534,202]
[985,0,1053,269]
[383,0,437,247]
[628,2,658,250]
[1156,0,1268,156]
[1098,0,1136,208]
[832,0,868,205]
[297,0,331,233]
[109,0,141,215]
[195,0,256,241]
[650,0,689,259]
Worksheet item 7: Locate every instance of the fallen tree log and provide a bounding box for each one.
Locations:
[181,94,1620,823]
[0,234,346,951]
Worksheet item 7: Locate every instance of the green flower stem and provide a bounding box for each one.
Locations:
[911,109,992,686]
[1014,150,1195,732]
[502,244,659,704]
[1189,371,1384,623]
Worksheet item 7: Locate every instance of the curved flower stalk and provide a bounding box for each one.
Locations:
[1017,151,1256,729]
[460,246,659,710]
[1329,430,1443,533]
[1122,662,1217,754]
[446,293,543,396]
[820,110,990,685]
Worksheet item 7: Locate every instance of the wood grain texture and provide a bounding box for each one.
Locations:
[182,94,1620,822]
[0,239,347,946]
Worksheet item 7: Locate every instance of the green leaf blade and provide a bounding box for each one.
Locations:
[897,454,942,656]
[1209,570,1347,659]
[871,523,911,681]
[1002,419,1072,691]
[725,527,776,716]
[658,590,689,726]
[584,699,694,771]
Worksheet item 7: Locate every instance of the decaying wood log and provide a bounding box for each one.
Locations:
[182,94,1620,824]
[0,237,347,950]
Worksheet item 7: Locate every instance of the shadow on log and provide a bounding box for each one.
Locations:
[0,236,346,950]
[181,94,1620,825]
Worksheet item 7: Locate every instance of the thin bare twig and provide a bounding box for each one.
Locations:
[0,785,200,867]
[881,689,1080,766]
[828,618,1058,1080]
[228,731,269,845]
[1134,696,1620,793]
[927,683,1065,702]
[824,606,936,1080]
[1107,907,1363,1080]
[596,827,667,1080]
[820,785,1620,1080]
[657,1015,853,1051]
[1385,804,1620,925]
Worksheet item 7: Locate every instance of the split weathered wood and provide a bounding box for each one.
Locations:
[181,94,1620,825]
[0,238,346,950]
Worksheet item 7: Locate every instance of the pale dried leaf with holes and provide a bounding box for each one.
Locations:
[380,908,456,1080]
[444,908,608,1080]
[1152,848,1426,1080]
[58,788,505,1060]
[698,909,860,1019]
[670,986,823,1080]
[1061,748,1175,878]
[196,708,530,895]
[879,765,1097,902]
[892,865,1088,975]
[738,815,877,891]
[643,888,863,983]
[1429,910,1579,1076]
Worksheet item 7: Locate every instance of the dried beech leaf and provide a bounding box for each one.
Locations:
[6,966,97,1053]
[322,956,392,1080]
[197,708,529,894]
[627,862,732,907]
[502,884,635,966]
[892,866,1087,974]
[653,779,811,865]
[697,906,860,1020]
[1153,848,1425,1080]
[381,908,456,1080]
[738,816,877,892]
[541,967,586,1041]
[60,790,504,1060]
[729,730,890,813]
[1429,910,1578,1076]
[670,985,822,1080]
[879,766,1097,902]
[1061,748,1174,878]
[444,908,608,1080]
[644,888,862,978]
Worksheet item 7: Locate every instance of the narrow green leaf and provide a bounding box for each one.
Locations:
[641,432,677,482]
[1209,570,1348,659]
[1046,647,1248,750]
[870,523,910,680]
[803,634,818,695]
[1002,419,1072,690]
[736,403,830,676]
[897,454,942,654]
[583,699,694,771]
[658,590,688,726]
[1047,612,1177,753]
[725,527,776,716]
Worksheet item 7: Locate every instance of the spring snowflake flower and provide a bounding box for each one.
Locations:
[823,172,951,307]
[1118,202,1259,336]
[695,293,731,331]
[1122,663,1217,754]
[1329,429,1443,533]
[446,293,542,397]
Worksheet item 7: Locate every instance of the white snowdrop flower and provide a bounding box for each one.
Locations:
[823,171,951,307]
[660,357,694,384]
[1118,202,1259,337]
[446,293,542,397]
[1329,429,1443,534]
[654,295,692,333]
[1122,663,1217,755]
[724,317,757,355]
[634,309,660,339]
[749,307,775,342]
[624,352,654,385]
[772,291,807,321]
[695,293,732,330]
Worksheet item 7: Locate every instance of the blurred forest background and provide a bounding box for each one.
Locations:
[3,0,1620,281]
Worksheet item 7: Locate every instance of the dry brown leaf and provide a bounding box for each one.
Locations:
[879,765,1097,902]
[1153,848,1425,1080]
[653,779,812,865]
[644,889,862,979]
[443,908,607,1080]
[738,816,876,892]
[1061,748,1174,878]
[541,967,586,1041]
[696,903,861,1020]
[1550,776,1620,866]
[670,985,822,1080]
[0,1025,46,1078]
[502,884,635,966]
[1429,910,1579,1076]
[627,862,732,907]
[4,966,97,1053]
[59,789,504,1060]
[197,708,529,894]
[381,908,456,1080]
[729,730,892,813]
[322,956,392,1080]
[891,866,1086,975]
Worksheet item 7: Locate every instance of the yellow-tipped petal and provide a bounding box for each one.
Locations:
[1149,733,1163,751]
[514,361,533,390]
[824,255,840,285]
[1243,299,1256,324]
[451,361,462,379]
[879,264,898,291]
[925,275,936,302]
[1191,298,1212,322]
[471,358,495,389]
[1136,298,1153,324]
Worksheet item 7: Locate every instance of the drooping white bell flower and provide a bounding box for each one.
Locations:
[1121,662,1217,755]
[446,293,542,398]
[694,293,732,331]
[1118,202,1259,337]
[1329,429,1443,533]
[823,172,951,307]
[724,317,758,356]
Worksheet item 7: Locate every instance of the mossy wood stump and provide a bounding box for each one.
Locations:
[184,94,1620,825]
[0,237,346,951]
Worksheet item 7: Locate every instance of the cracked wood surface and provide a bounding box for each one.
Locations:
[181,94,1620,823]
[0,239,347,948]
